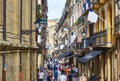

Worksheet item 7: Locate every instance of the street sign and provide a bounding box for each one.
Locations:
[40,18,47,24]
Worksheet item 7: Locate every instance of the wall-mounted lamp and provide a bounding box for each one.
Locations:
[116,0,120,9]
[81,28,86,48]
[22,18,44,35]
[82,29,86,38]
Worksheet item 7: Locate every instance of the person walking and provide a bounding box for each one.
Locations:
[118,75,120,81]
[73,66,78,74]
[89,73,97,81]
[72,74,79,81]
[58,63,61,81]
[67,72,73,81]
[70,67,75,77]
[58,70,67,81]
[79,73,87,81]
[38,69,45,81]
[43,68,48,81]
[65,67,69,76]
[39,64,44,72]
[53,68,58,81]
[47,72,53,81]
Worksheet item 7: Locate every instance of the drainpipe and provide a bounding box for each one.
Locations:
[20,0,22,81]
[3,49,6,81]
[3,0,6,41]
[30,0,32,81]
[3,0,6,81]
[20,0,22,44]
[30,0,32,45]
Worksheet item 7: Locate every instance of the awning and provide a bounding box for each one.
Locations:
[79,50,103,64]
[66,54,74,59]
[58,52,73,59]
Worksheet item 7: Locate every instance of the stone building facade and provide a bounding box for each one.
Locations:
[57,0,120,81]
[0,0,38,81]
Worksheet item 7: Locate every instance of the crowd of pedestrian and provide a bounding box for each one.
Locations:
[37,57,98,81]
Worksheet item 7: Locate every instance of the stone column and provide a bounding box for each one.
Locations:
[6,50,20,81]
[100,54,104,81]
[32,50,37,81]
[74,57,77,66]
[87,63,90,78]
[118,40,120,80]
[107,52,111,81]
[13,51,20,81]
[22,0,29,45]
[78,63,82,76]
[105,52,108,81]
[112,50,117,81]
[0,53,3,81]
[21,50,30,81]
[6,52,14,81]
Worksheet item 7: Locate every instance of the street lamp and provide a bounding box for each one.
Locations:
[22,19,43,35]
[82,29,86,48]
[116,0,120,9]
[34,18,41,28]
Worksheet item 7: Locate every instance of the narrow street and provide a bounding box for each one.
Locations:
[0,0,120,81]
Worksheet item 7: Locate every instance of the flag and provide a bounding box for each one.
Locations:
[88,9,98,23]
[38,27,41,33]
[70,32,77,44]
[86,0,89,10]
[38,25,43,33]
[65,39,68,45]
[37,35,41,43]
[63,28,68,32]
[59,44,64,49]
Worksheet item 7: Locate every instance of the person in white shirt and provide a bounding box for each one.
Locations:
[58,70,67,81]
[118,75,120,81]
[38,69,45,81]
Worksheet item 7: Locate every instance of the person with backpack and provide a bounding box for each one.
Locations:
[89,73,97,81]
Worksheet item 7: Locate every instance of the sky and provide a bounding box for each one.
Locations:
[48,0,66,19]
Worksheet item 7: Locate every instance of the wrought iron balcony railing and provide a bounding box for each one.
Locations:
[82,0,100,14]
[114,14,120,34]
[79,30,107,49]
[90,0,100,4]
[91,30,107,46]
[62,45,71,52]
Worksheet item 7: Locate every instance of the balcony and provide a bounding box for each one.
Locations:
[90,0,107,10]
[82,0,101,15]
[62,45,69,52]
[114,14,120,36]
[91,30,108,47]
[79,30,111,50]
[81,0,107,14]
